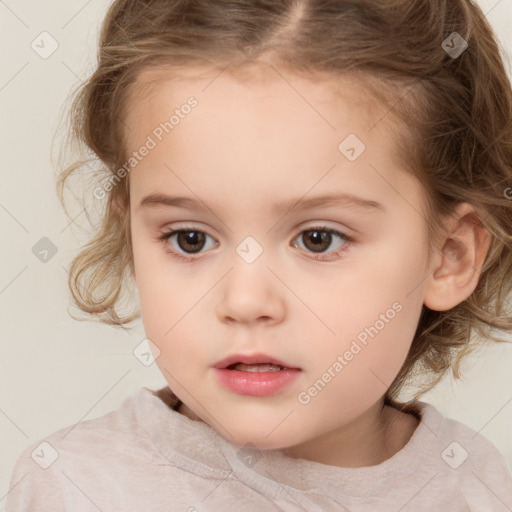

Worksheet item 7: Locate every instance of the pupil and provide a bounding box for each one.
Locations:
[305,230,330,252]
[179,231,204,252]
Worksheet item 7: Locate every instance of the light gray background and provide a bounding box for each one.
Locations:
[1,0,512,507]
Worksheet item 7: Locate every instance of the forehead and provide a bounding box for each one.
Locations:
[123,63,391,144]
[122,63,418,212]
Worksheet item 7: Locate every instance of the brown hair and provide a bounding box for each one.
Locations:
[56,0,512,402]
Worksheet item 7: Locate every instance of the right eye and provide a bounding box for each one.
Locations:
[158,228,217,262]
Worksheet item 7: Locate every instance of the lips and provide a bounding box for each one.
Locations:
[212,352,300,370]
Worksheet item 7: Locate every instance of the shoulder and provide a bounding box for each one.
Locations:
[415,400,512,508]
[426,401,510,473]
[6,387,166,511]
[30,387,161,462]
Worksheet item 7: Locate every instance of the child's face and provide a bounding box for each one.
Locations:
[127,65,432,454]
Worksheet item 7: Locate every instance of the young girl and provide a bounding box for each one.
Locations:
[7,0,512,510]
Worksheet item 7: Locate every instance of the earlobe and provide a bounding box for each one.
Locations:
[423,203,491,312]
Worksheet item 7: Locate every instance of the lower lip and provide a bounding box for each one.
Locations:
[213,368,302,396]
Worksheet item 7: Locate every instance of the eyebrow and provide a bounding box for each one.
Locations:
[138,192,385,216]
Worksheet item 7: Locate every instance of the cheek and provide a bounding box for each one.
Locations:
[315,236,427,393]
[137,280,206,380]
[299,298,421,431]
[131,225,178,336]
[356,300,420,381]
[131,231,211,367]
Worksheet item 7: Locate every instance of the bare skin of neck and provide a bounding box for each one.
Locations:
[282,401,420,467]
[177,399,420,468]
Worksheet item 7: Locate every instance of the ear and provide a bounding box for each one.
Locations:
[423,203,491,311]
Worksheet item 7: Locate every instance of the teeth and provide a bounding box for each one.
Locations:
[231,363,287,372]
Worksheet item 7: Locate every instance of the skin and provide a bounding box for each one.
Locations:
[124,63,490,468]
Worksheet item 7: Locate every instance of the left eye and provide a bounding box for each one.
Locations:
[292,227,349,255]
[158,225,351,261]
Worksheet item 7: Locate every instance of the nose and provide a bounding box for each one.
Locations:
[216,257,286,326]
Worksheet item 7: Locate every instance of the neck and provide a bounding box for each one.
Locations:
[281,398,420,468]
[176,395,420,468]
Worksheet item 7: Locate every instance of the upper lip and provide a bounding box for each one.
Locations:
[213,352,300,369]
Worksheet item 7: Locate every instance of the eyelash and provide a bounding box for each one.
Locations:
[158,225,353,263]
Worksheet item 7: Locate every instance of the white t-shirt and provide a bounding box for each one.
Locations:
[6,386,512,511]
